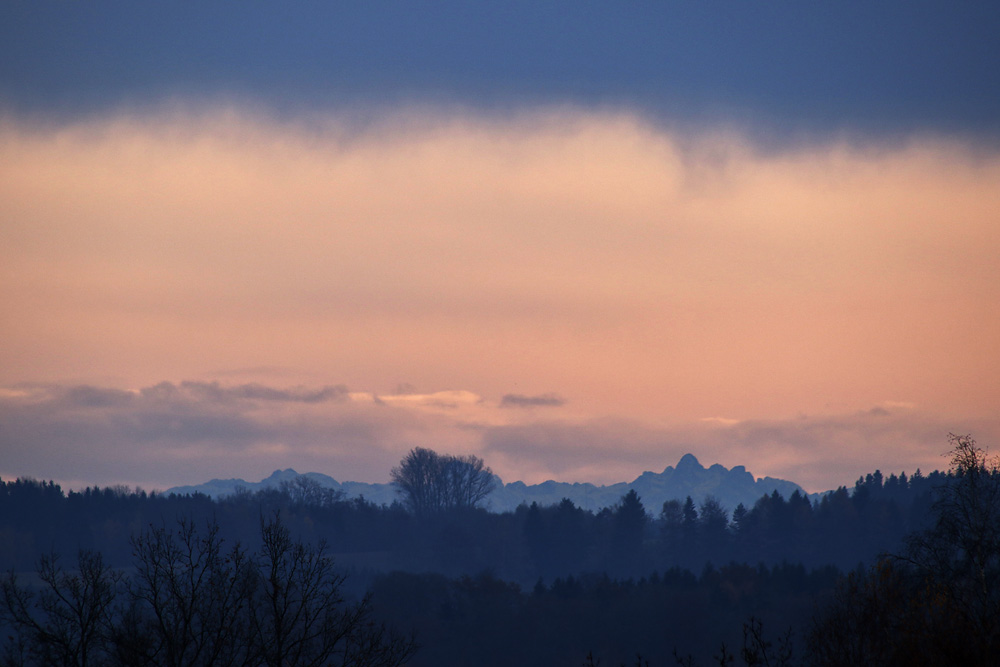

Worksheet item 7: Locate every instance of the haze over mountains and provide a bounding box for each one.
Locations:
[167,453,807,513]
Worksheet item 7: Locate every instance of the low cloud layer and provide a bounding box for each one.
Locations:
[0,382,456,490]
[1,381,993,494]
[480,406,993,492]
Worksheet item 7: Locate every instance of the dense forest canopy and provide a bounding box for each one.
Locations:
[0,453,941,576]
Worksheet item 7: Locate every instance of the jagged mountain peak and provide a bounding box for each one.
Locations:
[676,453,703,471]
[265,468,301,480]
[168,454,808,515]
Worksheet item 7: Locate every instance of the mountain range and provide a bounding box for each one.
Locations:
[166,453,808,514]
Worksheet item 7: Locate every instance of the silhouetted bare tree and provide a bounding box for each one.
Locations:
[278,476,345,508]
[1,550,121,667]
[120,518,255,666]
[250,512,415,667]
[2,515,415,667]
[809,434,1000,666]
[900,433,1000,664]
[391,448,496,516]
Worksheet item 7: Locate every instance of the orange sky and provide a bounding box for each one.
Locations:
[2,108,998,492]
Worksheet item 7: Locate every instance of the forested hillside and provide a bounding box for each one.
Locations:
[0,461,940,577]
[2,436,997,665]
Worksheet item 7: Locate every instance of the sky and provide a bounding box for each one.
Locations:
[2,2,999,494]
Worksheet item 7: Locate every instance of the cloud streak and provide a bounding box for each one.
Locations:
[500,393,565,409]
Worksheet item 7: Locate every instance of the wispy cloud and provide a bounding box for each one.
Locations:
[500,393,565,408]
[149,381,349,404]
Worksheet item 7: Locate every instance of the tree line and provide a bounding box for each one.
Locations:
[372,435,1000,666]
[0,449,945,579]
[2,435,998,664]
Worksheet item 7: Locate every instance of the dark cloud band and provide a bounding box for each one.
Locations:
[2,3,998,137]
